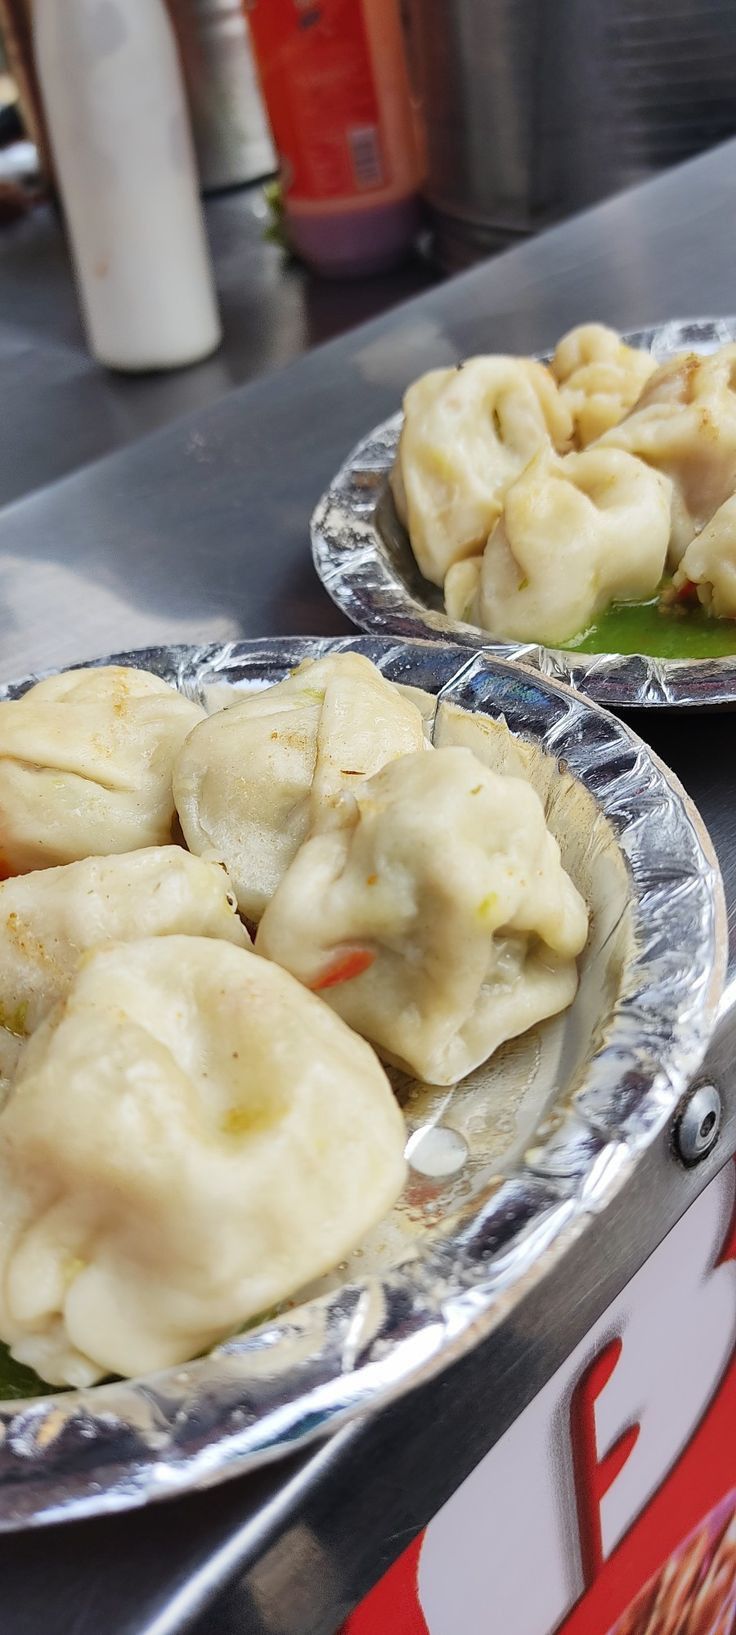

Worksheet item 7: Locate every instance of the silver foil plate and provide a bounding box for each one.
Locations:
[0,636,725,1530]
[311,318,736,710]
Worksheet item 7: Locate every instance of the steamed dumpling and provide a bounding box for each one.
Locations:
[174,653,427,922]
[0,937,405,1385]
[0,848,249,1090]
[550,323,657,446]
[391,356,573,585]
[600,347,736,565]
[698,343,736,406]
[257,748,589,1086]
[0,667,204,875]
[671,493,736,617]
[444,446,671,646]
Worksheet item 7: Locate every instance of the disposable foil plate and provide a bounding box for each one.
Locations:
[0,635,725,1530]
[312,318,736,709]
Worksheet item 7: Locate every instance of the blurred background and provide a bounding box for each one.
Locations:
[1,0,735,500]
[3,0,736,266]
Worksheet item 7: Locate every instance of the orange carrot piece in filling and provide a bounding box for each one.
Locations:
[309,948,376,991]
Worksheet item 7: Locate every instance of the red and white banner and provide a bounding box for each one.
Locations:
[344,1160,736,1635]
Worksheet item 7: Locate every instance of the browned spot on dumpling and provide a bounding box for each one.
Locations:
[698,406,719,441]
[681,355,700,404]
[6,910,55,967]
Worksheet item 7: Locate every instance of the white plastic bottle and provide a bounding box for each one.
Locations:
[188,0,276,192]
[33,0,222,371]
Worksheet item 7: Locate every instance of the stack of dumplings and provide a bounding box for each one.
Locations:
[390,356,573,586]
[173,651,427,921]
[0,657,588,1388]
[392,323,736,641]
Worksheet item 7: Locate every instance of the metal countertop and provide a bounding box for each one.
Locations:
[1,139,736,1635]
[0,184,435,511]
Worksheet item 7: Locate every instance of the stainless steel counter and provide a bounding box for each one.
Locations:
[1,139,736,1635]
[0,185,435,510]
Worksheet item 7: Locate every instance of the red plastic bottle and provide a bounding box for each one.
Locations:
[244,0,422,276]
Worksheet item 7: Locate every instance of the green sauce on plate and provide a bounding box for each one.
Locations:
[0,1342,49,1400]
[561,598,736,660]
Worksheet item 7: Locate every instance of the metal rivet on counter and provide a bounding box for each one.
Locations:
[673,1084,722,1167]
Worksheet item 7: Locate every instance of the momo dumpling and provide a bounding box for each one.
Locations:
[671,494,736,618]
[0,667,204,875]
[257,748,589,1086]
[698,343,736,402]
[0,848,248,1090]
[550,323,657,446]
[390,355,573,585]
[0,937,405,1385]
[444,446,671,646]
[174,653,427,922]
[599,347,736,565]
